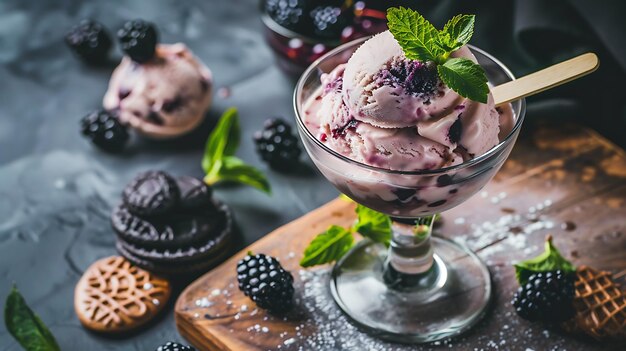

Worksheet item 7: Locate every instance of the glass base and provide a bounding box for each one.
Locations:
[330,236,491,344]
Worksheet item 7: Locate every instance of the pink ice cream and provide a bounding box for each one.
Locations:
[103,43,212,138]
[304,31,512,171]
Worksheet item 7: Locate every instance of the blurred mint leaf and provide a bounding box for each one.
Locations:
[202,107,239,173]
[514,237,576,285]
[216,156,271,193]
[202,108,269,193]
[353,205,391,247]
[387,6,444,63]
[300,225,354,267]
[5,285,60,351]
[437,58,489,103]
[439,14,475,52]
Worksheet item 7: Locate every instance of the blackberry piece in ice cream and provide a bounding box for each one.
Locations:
[383,60,440,97]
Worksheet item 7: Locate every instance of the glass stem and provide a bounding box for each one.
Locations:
[387,215,436,275]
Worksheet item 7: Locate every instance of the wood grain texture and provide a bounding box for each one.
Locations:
[175,123,626,351]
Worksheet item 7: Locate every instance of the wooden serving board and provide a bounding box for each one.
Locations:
[175,123,626,351]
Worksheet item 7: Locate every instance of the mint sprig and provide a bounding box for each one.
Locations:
[514,236,576,285]
[300,204,393,267]
[387,7,488,103]
[300,225,354,268]
[437,58,489,103]
[353,205,392,247]
[386,8,443,63]
[439,14,475,52]
[5,285,60,351]
[202,108,270,193]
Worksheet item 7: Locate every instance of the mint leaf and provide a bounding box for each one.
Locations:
[387,7,444,63]
[437,58,489,103]
[353,205,391,247]
[439,14,475,52]
[386,8,488,103]
[201,108,270,193]
[300,225,354,267]
[202,107,240,174]
[216,156,271,193]
[5,285,60,351]
[223,110,240,157]
[514,237,576,285]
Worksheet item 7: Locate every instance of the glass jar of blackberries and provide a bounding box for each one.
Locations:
[260,0,391,75]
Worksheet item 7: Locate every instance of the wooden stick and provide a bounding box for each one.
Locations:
[492,53,599,105]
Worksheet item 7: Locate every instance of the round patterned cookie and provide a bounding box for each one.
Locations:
[74,256,171,333]
[122,171,180,216]
[111,202,224,249]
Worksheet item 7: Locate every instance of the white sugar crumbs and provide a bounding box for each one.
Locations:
[234,268,568,351]
[453,199,555,263]
[189,205,575,351]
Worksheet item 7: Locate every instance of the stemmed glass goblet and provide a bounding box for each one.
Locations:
[293,37,526,343]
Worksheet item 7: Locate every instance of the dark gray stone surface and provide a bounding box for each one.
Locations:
[0,1,336,349]
[2,0,625,350]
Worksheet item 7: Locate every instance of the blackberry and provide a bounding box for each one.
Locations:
[81,110,129,152]
[253,118,301,171]
[155,341,195,351]
[117,19,158,63]
[236,253,294,313]
[512,270,576,323]
[265,0,309,32]
[310,4,353,38]
[65,19,112,64]
[448,116,462,144]
[384,60,440,97]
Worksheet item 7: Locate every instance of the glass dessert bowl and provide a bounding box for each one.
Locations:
[294,37,526,343]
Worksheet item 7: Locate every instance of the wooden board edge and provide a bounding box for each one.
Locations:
[174,197,354,346]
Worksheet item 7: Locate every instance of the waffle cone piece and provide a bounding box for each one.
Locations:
[562,265,626,339]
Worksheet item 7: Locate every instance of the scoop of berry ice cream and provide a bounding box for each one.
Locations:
[304,30,512,171]
[103,43,212,138]
[308,66,462,171]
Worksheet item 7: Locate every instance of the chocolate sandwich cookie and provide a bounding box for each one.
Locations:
[116,238,232,275]
[177,176,213,209]
[112,171,235,276]
[122,171,180,216]
[118,201,232,264]
[111,202,224,249]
